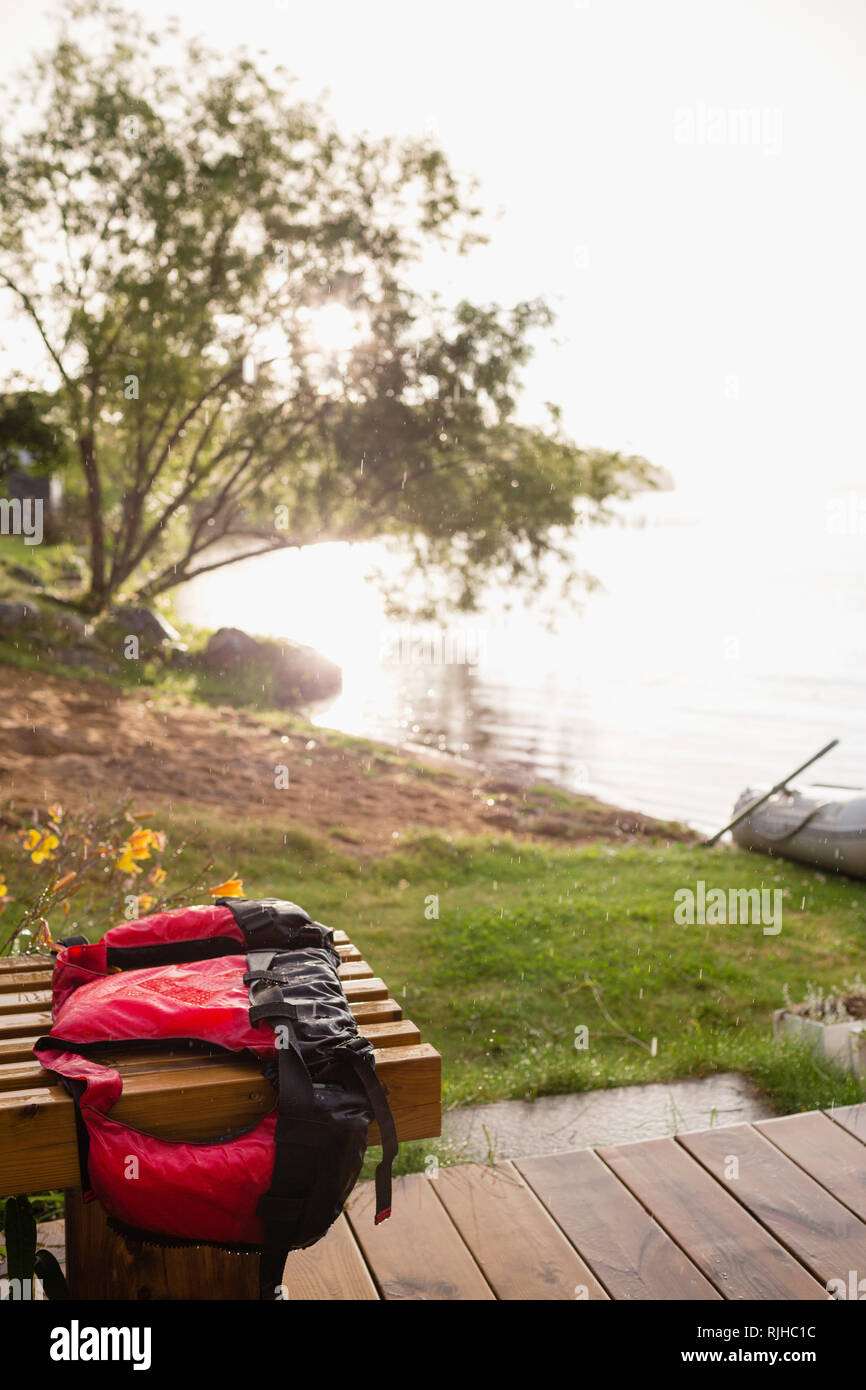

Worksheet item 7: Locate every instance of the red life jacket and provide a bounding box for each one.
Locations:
[34,898,397,1298]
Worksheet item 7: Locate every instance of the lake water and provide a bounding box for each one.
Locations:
[176,486,866,834]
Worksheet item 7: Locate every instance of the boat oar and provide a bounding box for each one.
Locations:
[701,738,839,848]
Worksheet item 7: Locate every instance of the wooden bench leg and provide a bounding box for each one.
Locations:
[64,1189,261,1300]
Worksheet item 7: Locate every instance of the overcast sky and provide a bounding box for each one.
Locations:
[2,0,864,512]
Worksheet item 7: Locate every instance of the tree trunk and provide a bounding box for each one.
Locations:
[78,433,108,613]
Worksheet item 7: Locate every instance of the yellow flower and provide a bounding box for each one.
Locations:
[137,893,156,913]
[209,875,244,899]
[125,828,155,860]
[48,804,63,822]
[31,833,59,865]
[150,866,167,887]
[115,847,142,876]
[22,828,41,851]
[0,875,8,899]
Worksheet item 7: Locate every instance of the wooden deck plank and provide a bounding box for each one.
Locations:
[597,1136,825,1300]
[516,1149,720,1300]
[756,1112,866,1221]
[346,1173,495,1300]
[279,1214,379,1301]
[0,1042,441,1193]
[678,1123,866,1286]
[433,1160,608,1300]
[826,1102,866,1144]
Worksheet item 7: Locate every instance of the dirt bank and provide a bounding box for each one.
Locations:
[0,667,694,855]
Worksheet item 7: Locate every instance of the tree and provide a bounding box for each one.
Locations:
[0,1,654,616]
[0,391,69,481]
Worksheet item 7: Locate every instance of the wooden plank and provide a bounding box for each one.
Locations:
[678,1123,866,1287]
[0,999,400,1041]
[350,999,402,1024]
[0,1017,421,1079]
[597,1137,824,1300]
[0,990,51,1014]
[279,1214,379,1301]
[0,950,362,973]
[347,1173,494,1300]
[433,1161,608,1300]
[516,1149,720,1300]
[337,960,374,981]
[756,1112,866,1220]
[0,974,389,1015]
[827,1102,866,1144]
[0,1043,441,1192]
[0,954,53,973]
[0,1010,51,1039]
[359,1019,420,1049]
[0,971,53,993]
[343,978,389,1002]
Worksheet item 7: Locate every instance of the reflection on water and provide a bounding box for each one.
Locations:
[176,490,866,833]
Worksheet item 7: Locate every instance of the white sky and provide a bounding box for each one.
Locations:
[1,0,865,512]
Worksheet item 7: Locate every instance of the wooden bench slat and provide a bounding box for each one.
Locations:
[347,1172,495,1300]
[0,1017,422,1079]
[0,991,51,1014]
[0,996,402,1042]
[0,972,54,993]
[678,1122,866,1285]
[0,1043,440,1192]
[596,1136,825,1300]
[516,1149,721,1300]
[0,973,390,1018]
[0,1010,52,1039]
[434,1160,608,1300]
[0,954,54,973]
[0,936,350,967]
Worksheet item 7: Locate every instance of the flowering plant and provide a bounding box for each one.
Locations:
[0,801,233,956]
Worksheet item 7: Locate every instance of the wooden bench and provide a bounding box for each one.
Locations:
[0,938,441,1299]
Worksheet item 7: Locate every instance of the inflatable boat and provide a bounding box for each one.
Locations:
[731,786,866,878]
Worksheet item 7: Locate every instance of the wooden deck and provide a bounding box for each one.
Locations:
[281,1105,866,1300]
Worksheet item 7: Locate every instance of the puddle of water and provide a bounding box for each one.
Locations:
[442,1073,773,1162]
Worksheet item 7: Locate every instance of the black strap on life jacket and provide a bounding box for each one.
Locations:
[337,1036,398,1225]
[244,939,397,1300]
